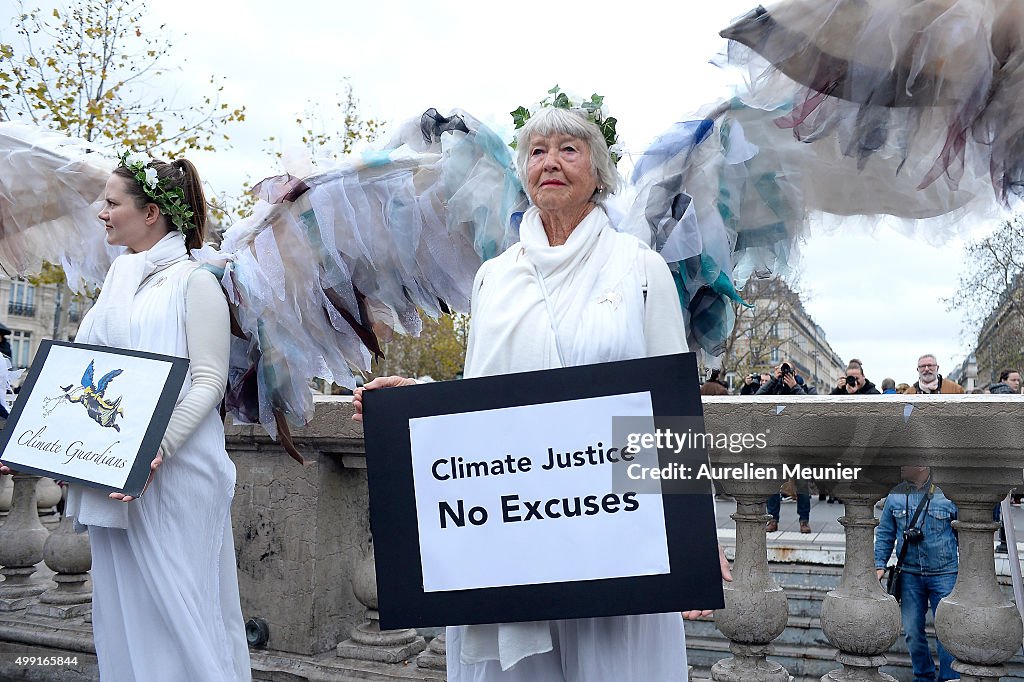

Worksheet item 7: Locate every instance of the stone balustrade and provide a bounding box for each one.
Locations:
[701,394,1024,682]
[0,394,1019,681]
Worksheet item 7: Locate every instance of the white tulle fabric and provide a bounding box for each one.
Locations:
[66,232,250,681]
[720,0,1024,211]
[455,205,688,679]
[211,111,526,438]
[0,122,119,290]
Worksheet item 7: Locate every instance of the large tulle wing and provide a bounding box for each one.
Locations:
[625,89,999,355]
[205,109,527,459]
[620,0,1024,356]
[719,0,1024,205]
[0,123,119,291]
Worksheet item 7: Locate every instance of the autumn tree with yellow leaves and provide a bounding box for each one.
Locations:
[0,0,245,155]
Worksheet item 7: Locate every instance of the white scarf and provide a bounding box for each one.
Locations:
[66,231,189,531]
[77,231,189,347]
[460,206,647,670]
[464,206,647,379]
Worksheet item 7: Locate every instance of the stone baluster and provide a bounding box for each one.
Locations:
[935,479,1023,682]
[416,631,447,670]
[336,536,427,663]
[28,486,91,619]
[819,487,901,682]
[0,473,49,609]
[35,478,63,530]
[711,481,791,682]
[0,474,13,524]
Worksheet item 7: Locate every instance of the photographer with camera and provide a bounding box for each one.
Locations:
[875,466,959,682]
[755,361,817,396]
[830,361,881,395]
[758,361,816,532]
[739,372,764,395]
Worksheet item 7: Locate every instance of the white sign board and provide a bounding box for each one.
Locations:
[409,391,667,592]
[0,341,188,495]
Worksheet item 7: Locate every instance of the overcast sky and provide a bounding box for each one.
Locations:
[14,0,995,385]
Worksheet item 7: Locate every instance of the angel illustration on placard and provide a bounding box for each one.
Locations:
[47,360,125,432]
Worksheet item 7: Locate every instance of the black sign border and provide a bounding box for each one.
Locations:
[363,353,723,630]
[0,340,190,497]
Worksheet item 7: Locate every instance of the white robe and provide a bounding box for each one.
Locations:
[448,206,691,681]
[67,234,250,681]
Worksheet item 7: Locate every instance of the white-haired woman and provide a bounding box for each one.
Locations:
[355,106,727,680]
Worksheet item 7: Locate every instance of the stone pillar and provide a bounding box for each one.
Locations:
[0,474,13,523]
[336,536,426,663]
[28,508,92,619]
[819,490,900,682]
[416,631,447,671]
[711,483,790,682]
[0,473,49,608]
[35,478,63,530]
[935,481,1023,682]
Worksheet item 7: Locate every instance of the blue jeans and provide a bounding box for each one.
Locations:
[766,492,809,522]
[900,572,958,681]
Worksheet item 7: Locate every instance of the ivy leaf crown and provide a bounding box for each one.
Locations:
[117,151,195,234]
[510,85,621,164]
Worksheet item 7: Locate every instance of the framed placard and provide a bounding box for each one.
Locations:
[363,353,723,630]
[0,340,189,497]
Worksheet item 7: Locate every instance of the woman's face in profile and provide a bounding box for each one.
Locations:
[98,174,159,252]
[525,133,598,215]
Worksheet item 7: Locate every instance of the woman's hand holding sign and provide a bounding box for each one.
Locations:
[352,376,417,422]
[108,449,163,503]
[682,544,732,620]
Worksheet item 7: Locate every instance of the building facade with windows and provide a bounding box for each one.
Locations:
[0,278,92,368]
[722,278,846,394]
[970,274,1023,390]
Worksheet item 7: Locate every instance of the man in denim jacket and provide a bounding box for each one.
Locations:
[875,466,959,681]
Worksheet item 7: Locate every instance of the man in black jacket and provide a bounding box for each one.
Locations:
[990,369,1021,394]
[830,363,881,395]
[756,361,817,396]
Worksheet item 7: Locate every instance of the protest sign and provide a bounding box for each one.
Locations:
[0,341,188,497]
[363,353,722,629]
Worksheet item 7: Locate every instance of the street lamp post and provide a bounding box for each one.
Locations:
[811,349,820,393]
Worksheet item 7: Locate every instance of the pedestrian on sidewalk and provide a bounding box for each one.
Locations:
[989,368,1021,395]
[700,368,729,395]
[906,354,964,394]
[875,466,959,682]
[830,360,881,395]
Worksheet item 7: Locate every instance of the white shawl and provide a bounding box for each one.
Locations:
[463,206,648,378]
[76,232,189,347]
[66,231,189,530]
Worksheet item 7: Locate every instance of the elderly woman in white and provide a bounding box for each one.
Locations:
[354,106,728,681]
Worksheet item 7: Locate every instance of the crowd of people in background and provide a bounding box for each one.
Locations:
[711,354,1020,397]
